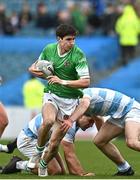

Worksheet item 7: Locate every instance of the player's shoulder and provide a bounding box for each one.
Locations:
[71,45,86,64]
[43,43,57,51]
[73,45,85,56]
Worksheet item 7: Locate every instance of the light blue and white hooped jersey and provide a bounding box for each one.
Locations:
[23,113,79,143]
[83,88,135,118]
[23,113,43,138]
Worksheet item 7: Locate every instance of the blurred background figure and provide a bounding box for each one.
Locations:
[35,2,57,32]
[0,3,6,34]
[115,1,140,65]
[18,3,32,29]
[102,2,120,36]
[22,73,45,119]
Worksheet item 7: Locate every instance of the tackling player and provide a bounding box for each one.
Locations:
[62,87,140,176]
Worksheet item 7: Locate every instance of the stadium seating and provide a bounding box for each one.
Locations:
[96,58,140,102]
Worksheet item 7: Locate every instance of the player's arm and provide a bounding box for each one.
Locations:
[28,61,46,79]
[61,140,85,175]
[47,76,90,88]
[61,96,90,131]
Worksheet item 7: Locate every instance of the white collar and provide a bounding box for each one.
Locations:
[57,44,72,57]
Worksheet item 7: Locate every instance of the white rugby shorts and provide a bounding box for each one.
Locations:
[107,101,140,128]
[43,92,79,121]
[17,130,37,158]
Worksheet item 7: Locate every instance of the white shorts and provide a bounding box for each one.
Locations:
[17,130,37,158]
[107,101,140,128]
[43,92,79,120]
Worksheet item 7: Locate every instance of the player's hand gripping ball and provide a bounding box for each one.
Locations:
[35,60,54,76]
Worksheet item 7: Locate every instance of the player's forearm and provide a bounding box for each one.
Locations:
[69,97,90,122]
[61,78,90,88]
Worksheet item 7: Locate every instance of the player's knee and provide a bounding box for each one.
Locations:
[43,117,55,128]
[93,137,105,148]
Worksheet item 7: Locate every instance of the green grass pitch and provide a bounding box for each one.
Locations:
[0,139,140,179]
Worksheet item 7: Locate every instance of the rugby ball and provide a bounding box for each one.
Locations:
[36,60,54,76]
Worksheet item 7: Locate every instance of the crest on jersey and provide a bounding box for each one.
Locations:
[64,61,70,67]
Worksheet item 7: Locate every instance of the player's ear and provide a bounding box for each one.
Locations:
[57,36,63,42]
[57,37,61,41]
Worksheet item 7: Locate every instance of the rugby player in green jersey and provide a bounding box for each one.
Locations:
[28,24,90,176]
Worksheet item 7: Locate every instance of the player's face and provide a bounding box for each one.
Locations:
[78,115,94,131]
[59,35,75,52]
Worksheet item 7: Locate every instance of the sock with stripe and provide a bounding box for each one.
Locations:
[39,159,47,169]
[36,144,45,154]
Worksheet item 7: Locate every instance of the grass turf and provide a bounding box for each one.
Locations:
[0,139,140,179]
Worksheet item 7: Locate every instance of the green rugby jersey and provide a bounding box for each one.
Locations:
[39,43,90,98]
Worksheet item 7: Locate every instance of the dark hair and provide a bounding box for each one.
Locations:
[56,24,77,39]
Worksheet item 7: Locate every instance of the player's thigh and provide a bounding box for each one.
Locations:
[42,93,58,122]
[125,121,140,141]
[42,103,58,123]
[94,121,123,144]
[124,102,140,141]
[48,157,62,175]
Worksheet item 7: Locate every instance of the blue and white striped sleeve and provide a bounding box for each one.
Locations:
[62,123,78,143]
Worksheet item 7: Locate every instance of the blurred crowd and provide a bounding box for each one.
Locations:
[0,0,140,36]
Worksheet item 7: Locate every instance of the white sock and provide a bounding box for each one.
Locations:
[0,144,8,152]
[16,161,28,170]
[118,161,130,172]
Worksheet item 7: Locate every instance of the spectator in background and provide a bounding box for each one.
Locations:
[67,1,88,35]
[18,3,32,28]
[102,3,120,36]
[115,2,140,65]
[57,10,71,26]
[22,73,45,119]
[35,2,57,30]
[3,16,16,35]
[10,11,19,32]
[87,4,102,35]
[89,0,105,17]
[0,3,6,34]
